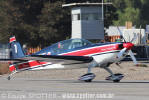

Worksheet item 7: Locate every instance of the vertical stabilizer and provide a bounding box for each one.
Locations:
[9,36,25,59]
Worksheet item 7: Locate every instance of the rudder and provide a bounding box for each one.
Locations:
[9,36,25,59]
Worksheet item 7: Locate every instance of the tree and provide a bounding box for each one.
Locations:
[38,1,71,47]
[1,0,149,47]
[140,0,149,27]
[0,0,21,43]
[113,0,141,27]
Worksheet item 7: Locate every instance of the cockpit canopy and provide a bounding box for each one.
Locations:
[36,38,92,55]
[57,38,92,49]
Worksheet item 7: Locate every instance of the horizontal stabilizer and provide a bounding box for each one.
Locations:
[24,55,93,65]
[0,55,93,65]
[0,58,28,62]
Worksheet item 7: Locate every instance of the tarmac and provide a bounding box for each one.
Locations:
[0,78,149,100]
[0,61,149,100]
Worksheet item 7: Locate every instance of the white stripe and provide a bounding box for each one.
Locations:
[18,63,64,71]
[86,50,120,56]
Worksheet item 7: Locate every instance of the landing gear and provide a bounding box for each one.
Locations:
[79,61,97,82]
[79,73,96,82]
[7,70,17,80]
[7,76,11,80]
[104,67,124,82]
[106,73,124,83]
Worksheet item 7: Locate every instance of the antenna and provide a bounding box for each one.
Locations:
[102,0,104,21]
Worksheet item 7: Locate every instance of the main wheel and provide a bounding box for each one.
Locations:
[79,73,96,82]
[84,79,92,82]
[113,79,120,83]
[106,73,124,82]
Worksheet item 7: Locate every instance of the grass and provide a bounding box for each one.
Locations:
[0,63,9,75]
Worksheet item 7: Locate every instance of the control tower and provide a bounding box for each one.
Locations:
[63,3,111,39]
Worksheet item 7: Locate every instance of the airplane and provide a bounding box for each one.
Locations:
[3,31,137,83]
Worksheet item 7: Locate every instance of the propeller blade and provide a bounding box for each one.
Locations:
[117,26,126,42]
[130,33,137,43]
[129,50,138,65]
[118,48,127,58]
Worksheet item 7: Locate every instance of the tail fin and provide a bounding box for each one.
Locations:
[9,36,25,59]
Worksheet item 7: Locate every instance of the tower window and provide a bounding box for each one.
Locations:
[72,14,80,21]
[81,13,100,20]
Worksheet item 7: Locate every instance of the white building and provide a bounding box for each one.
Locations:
[106,26,127,36]
[106,26,146,45]
[123,29,146,45]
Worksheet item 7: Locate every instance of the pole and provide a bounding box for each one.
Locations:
[102,0,104,21]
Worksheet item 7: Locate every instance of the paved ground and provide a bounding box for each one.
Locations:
[0,61,149,100]
[0,78,149,100]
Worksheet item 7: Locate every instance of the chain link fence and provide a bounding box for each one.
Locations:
[0,44,9,59]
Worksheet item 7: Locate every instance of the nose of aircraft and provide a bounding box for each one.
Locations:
[123,42,134,50]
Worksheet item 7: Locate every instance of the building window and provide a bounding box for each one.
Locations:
[81,13,100,20]
[72,14,80,21]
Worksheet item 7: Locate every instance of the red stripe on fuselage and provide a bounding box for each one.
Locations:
[61,44,120,56]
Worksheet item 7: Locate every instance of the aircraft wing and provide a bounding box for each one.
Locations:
[0,55,93,65]
[24,55,93,65]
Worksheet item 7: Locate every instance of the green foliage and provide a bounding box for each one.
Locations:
[112,0,149,28]
[113,7,140,26]
[38,1,71,47]
[0,0,20,43]
[0,0,71,47]
[0,0,149,47]
[141,0,149,26]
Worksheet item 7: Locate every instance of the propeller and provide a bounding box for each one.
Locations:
[117,27,138,65]
[130,33,137,43]
[117,48,127,58]
[129,50,138,65]
[117,26,126,42]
